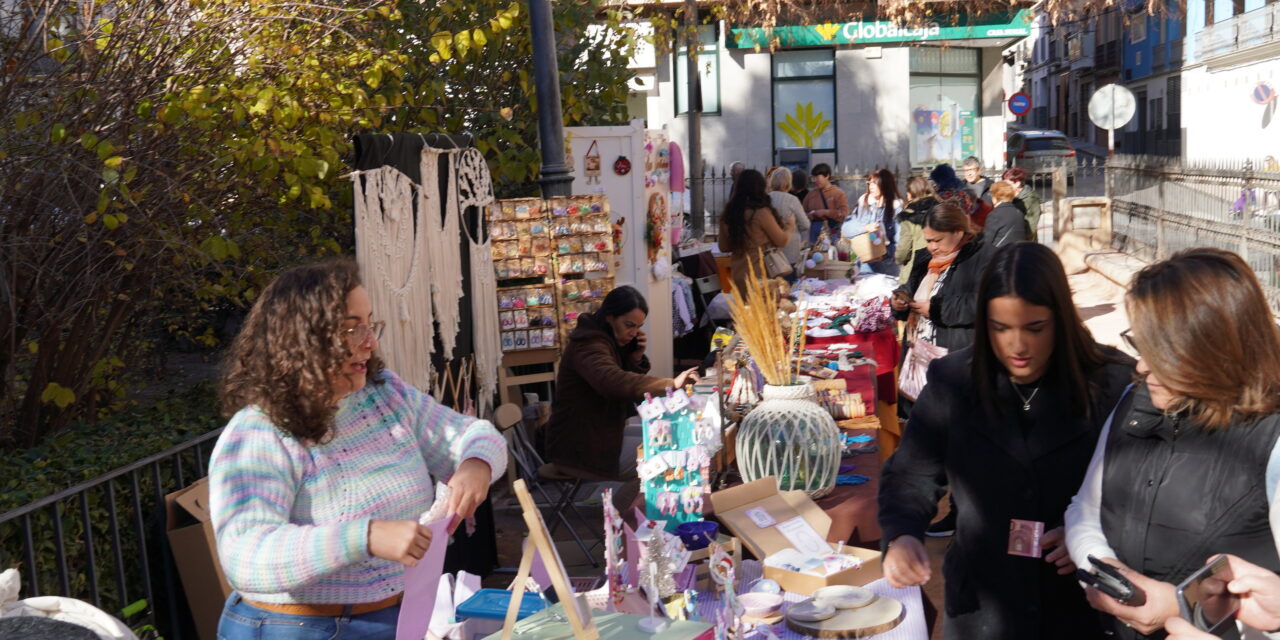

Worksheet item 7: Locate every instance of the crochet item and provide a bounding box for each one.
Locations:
[209,370,506,605]
[354,167,436,390]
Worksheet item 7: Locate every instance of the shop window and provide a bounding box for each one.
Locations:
[675,25,720,115]
[771,49,836,154]
[909,48,981,167]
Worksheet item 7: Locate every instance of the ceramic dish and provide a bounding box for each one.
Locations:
[812,585,877,609]
[786,599,837,622]
[738,592,784,618]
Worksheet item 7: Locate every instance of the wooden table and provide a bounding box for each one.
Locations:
[817,428,884,546]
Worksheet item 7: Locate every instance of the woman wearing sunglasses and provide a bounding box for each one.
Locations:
[1065,248,1280,639]
[209,258,506,639]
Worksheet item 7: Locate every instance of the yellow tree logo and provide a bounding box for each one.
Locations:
[778,102,831,148]
[815,23,841,41]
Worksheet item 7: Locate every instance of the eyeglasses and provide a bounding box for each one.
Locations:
[1120,328,1138,354]
[343,321,385,347]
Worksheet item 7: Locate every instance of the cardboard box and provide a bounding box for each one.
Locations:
[165,477,232,640]
[708,478,882,595]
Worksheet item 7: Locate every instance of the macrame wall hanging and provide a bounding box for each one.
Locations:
[353,135,501,413]
[420,148,465,359]
[352,166,436,390]
[454,148,501,417]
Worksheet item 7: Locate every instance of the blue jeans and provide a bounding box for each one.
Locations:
[217,594,400,640]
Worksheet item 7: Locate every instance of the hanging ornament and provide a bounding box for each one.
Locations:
[584,140,602,184]
[613,155,632,176]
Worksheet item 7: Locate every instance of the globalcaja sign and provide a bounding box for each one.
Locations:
[730,9,1032,48]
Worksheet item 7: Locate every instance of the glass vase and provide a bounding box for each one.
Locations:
[737,382,841,498]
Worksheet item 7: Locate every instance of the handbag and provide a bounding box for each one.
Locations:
[763,247,793,278]
[898,338,948,402]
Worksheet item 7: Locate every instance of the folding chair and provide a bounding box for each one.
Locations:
[506,418,602,567]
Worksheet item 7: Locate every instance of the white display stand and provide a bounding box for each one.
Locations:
[565,121,673,378]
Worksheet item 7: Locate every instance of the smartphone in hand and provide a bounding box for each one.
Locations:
[1075,555,1147,606]
[1176,555,1241,638]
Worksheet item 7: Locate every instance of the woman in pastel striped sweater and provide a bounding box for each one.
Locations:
[208,258,506,639]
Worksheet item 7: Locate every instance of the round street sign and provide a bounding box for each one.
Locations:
[1008,92,1032,117]
[1089,84,1137,131]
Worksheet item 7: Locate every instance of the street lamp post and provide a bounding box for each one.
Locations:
[527,0,573,198]
[685,0,704,237]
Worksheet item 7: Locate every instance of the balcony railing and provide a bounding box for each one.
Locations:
[1194,3,1278,62]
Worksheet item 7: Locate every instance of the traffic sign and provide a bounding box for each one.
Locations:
[1088,84,1136,131]
[1008,92,1032,117]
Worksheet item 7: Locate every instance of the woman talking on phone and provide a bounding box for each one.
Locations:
[1065,248,1280,640]
[542,286,699,494]
[879,243,1133,639]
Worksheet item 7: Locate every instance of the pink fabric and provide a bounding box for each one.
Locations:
[396,515,455,640]
[668,142,685,192]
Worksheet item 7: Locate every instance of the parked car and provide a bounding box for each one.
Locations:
[1007,130,1076,184]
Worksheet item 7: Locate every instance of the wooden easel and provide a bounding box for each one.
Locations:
[500,479,600,640]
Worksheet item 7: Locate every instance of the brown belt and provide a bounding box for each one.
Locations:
[244,593,402,617]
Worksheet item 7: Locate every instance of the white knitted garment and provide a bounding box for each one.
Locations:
[353,166,435,390]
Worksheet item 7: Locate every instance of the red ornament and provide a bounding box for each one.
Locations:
[613,155,632,176]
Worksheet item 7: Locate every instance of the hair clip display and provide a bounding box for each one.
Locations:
[681,486,703,514]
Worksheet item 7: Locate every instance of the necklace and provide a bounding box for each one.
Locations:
[1012,380,1041,412]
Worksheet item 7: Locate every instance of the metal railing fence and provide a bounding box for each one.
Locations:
[1108,155,1280,311]
[0,428,223,639]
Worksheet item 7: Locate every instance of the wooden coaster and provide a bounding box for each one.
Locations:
[742,611,784,626]
[785,595,905,639]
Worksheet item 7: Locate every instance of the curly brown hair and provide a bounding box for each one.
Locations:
[219,257,383,442]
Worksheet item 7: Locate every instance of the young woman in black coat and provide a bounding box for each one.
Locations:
[879,242,1134,639]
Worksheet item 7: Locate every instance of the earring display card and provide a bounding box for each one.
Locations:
[639,390,716,532]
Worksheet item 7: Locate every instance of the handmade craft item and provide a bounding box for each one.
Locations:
[353,166,436,390]
[584,140,602,184]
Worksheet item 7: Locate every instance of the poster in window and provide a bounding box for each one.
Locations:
[774,79,836,150]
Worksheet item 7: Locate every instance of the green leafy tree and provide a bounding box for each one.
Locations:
[0,0,635,448]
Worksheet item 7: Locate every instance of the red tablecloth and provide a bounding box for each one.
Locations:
[808,327,899,405]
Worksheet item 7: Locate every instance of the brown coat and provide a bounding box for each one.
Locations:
[718,206,791,294]
[543,314,671,479]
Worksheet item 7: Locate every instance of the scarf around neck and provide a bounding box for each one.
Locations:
[927,237,969,274]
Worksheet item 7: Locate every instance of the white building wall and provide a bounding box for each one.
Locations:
[642,23,1021,172]
[980,47,1006,168]
[834,47,911,171]
[1182,62,1280,161]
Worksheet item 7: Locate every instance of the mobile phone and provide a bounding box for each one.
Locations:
[1075,555,1147,606]
[1177,555,1241,638]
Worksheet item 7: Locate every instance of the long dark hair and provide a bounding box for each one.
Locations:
[595,285,648,324]
[722,169,773,251]
[972,243,1113,417]
[869,168,900,229]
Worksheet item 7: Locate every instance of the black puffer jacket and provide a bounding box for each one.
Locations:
[1099,384,1280,639]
